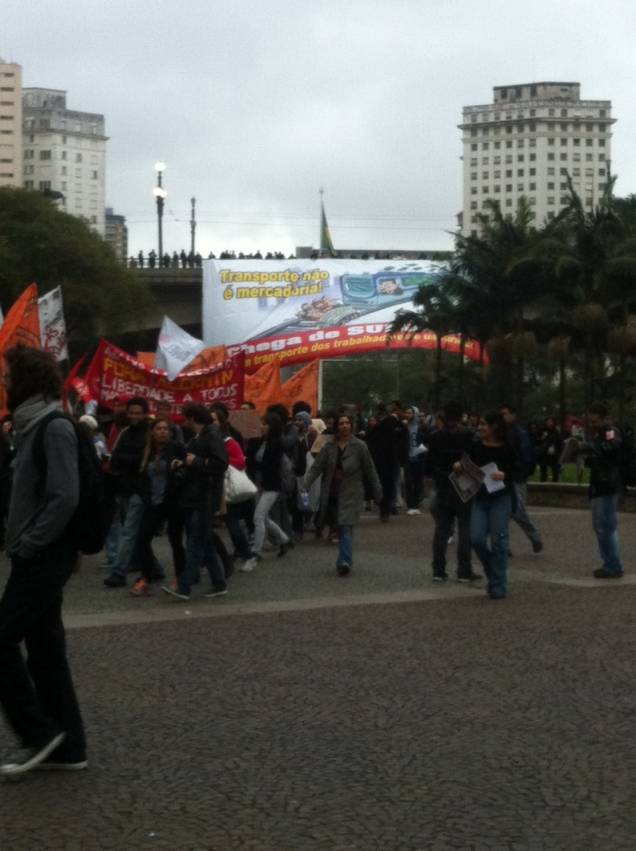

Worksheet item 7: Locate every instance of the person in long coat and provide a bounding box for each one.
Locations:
[304,413,382,576]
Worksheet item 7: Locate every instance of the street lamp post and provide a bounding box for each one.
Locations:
[153,161,167,264]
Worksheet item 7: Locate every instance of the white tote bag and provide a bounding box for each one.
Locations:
[225,465,257,504]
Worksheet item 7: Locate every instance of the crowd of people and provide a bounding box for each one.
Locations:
[0,344,629,779]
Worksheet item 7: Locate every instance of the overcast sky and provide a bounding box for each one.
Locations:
[3,0,635,257]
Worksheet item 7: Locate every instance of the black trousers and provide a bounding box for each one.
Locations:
[0,538,85,757]
[431,489,473,578]
[539,461,560,482]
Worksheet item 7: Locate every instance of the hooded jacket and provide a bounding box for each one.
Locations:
[5,395,79,560]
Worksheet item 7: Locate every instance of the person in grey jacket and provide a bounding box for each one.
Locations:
[304,413,382,576]
[0,346,86,779]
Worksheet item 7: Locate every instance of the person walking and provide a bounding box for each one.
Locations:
[366,404,400,521]
[130,418,186,597]
[162,405,228,601]
[583,403,625,579]
[427,401,477,583]
[455,410,520,600]
[304,413,382,576]
[500,404,543,554]
[244,413,292,570]
[104,397,150,588]
[0,346,86,777]
[403,405,427,516]
[538,417,563,482]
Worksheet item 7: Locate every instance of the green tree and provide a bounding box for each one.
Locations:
[0,188,150,358]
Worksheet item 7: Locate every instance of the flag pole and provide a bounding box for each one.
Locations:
[318,358,324,414]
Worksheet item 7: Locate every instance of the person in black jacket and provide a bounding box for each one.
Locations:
[583,403,624,578]
[130,418,186,596]
[366,405,401,521]
[538,417,563,482]
[162,405,228,601]
[246,413,292,569]
[455,410,520,600]
[104,397,150,588]
[427,401,476,582]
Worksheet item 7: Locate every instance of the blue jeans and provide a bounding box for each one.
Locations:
[337,526,353,567]
[180,508,226,595]
[104,511,122,566]
[111,494,145,578]
[470,493,512,598]
[591,494,623,574]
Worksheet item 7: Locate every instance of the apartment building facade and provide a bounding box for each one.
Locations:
[0,59,22,188]
[460,82,614,236]
[22,87,107,235]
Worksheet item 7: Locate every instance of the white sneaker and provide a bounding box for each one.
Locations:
[240,557,258,573]
[407,509,421,516]
[1,732,66,781]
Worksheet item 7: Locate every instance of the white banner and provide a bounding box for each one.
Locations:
[38,286,68,361]
[202,258,442,346]
[155,315,206,381]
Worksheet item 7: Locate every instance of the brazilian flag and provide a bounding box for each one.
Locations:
[320,199,337,257]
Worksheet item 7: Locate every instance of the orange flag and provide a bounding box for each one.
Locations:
[244,361,282,413]
[279,360,319,413]
[186,345,227,372]
[0,283,41,414]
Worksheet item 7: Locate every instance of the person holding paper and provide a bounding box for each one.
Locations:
[454,410,520,600]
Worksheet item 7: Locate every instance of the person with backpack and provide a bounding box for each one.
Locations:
[582,403,625,579]
[0,346,87,777]
[246,413,292,569]
[500,404,543,554]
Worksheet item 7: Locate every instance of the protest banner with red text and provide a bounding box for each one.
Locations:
[225,325,483,373]
[85,339,244,415]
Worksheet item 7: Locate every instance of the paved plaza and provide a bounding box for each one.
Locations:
[2,506,636,850]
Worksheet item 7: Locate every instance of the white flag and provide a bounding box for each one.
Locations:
[38,286,69,361]
[155,315,206,381]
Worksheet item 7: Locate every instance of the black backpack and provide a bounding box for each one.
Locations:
[33,411,108,555]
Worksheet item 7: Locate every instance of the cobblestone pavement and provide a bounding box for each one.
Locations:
[1,507,636,850]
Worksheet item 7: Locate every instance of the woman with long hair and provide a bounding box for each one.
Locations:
[130,417,186,596]
[305,413,382,576]
[454,409,520,600]
[243,412,291,571]
[210,407,256,572]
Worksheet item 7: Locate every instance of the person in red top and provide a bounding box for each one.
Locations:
[210,408,255,569]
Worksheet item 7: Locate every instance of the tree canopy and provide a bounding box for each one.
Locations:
[0,188,150,356]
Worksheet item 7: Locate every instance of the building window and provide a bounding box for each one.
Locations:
[494,141,501,149]
[38,180,51,191]
[482,186,489,193]
[599,109,606,118]
[561,138,568,146]
[573,153,581,162]
[471,144,477,151]
[573,168,580,177]
[471,187,477,195]
[560,122,568,131]
[560,196,568,204]
[482,142,489,150]
[61,181,67,190]
[529,183,536,190]
[61,150,67,160]
[518,154,525,162]
[561,109,567,117]
[517,169,524,176]
[506,141,513,148]
[547,153,555,161]
[470,158,477,166]
[547,212,555,220]
[482,157,489,165]
[506,170,512,178]
[547,197,555,205]
[470,128,477,137]
[24,149,34,159]
[573,138,580,146]
[547,182,555,189]
[506,184,513,192]
[529,168,536,176]
[505,199,512,207]
[585,168,594,177]
[586,153,594,162]
[586,122,594,131]
[39,150,52,160]
[548,168,555,175]
[586,139,593,147]
[494,185,501,193]
[470,172,477,180]
[528,198,536,205]
[548,138,555,146]
[529,153,536,161]
[494,156,501,164]
[560,182,568,190]
[598,168,606,176]
[599,139,606,147]
[548,108,555,117]
[91,170,98,179]
[494,170,501,179]
[24,165,33,174]
[24,180,34,189]
[482,171,488,179]
[470,201,478,209]
[61,166,67,175]
[529,139,536,147]
[517,183,524,191]
[90,215,97,223]
[517,140,524,148]
[560,153,567,161]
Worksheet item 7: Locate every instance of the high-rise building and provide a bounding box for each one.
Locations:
[0,59,23,188]
[459,82,614,236]
[22,88,107,235]
[105,207,128,262]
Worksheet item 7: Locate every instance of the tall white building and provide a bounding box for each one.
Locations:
[0,59,23,188]
[459,82,614,236]
[22,88,107,235]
